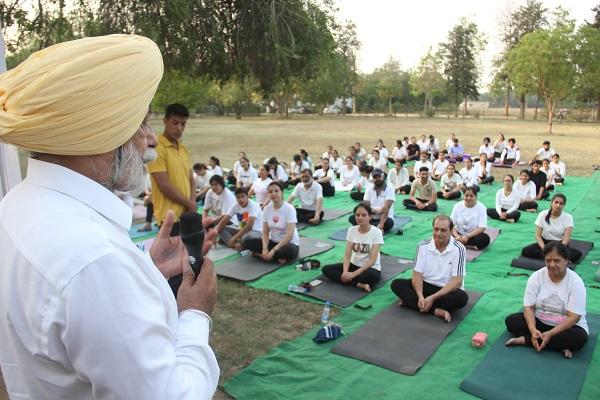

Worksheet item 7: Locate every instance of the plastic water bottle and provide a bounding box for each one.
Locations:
[240,249,251,257]
[321,301,332,324]
[288,284,308,294]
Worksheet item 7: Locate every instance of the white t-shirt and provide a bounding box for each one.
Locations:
[368,157,387,172]
[330,157,343,173]
[346,225,384,271]
[204,187,236,217]
[535,210,574,241]
[415,238,466,288]
[290,181,323,210]
[387,167,410,189]
[250,177,272,204]
[209,165,223,176]
[451,201,487,235]
[237,166,258,187]
[495,189,520,214]
[541,167,555,186]
[392,146,407,160]
[478,144,494,159]
[414,160,433,176]
[433,159,449,176]
[273,165,289,182]
[379,147,389,160]
[536,147,556,160]
[524,268,588,333]
[550,161,566,177]
[441,173,463,192]
[474,161,492,179]
[364,183,395,219]
[446,138,455,151]
[232,160,241,176]
[418,139,429,152]
[513,180,536,200]
[459,167,478,187]
[501,146,520,162]
[262,202,300,246]
[313,168,335,183]
[227,199,263,232]
[194,171,213,190]
[341,165,360,184]
[290,160,310,176]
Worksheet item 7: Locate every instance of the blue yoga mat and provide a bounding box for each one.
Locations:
[128,223,159,240]
[460,313,600,400]
[328,215,412,241]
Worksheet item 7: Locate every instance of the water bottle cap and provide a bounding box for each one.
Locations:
[325,301,332,306]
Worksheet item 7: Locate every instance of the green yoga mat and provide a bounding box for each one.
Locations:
[460,313,600,400]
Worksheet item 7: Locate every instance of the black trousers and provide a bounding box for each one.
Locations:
[227,175,236,185]
[289,177,301,186]
[243,238,300,262]
[480,176,494,184]
[518,200,538,210]
[350,191,364,201]
[554,177,565,184]
[487,208,521,222]
[464,231,491,249]
[397,184,412,194]
[348,215,394,233]
[521,239,583,263]
[403,198,438,211]
[503,158,516,165]
[320,181,336,197]
[546,184,555,191]
[296,208,324,224]
[540,191,550,200]
[505,312,588,351]
[437,190,461,200]
[391,279,468,312]
[145,202,154,223]
[322,262,381,286]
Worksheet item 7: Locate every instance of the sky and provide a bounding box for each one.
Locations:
[335,0,598,88]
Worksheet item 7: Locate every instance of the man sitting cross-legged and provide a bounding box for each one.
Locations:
[349,169,395,233]
[215,187,263,251]
[287,168,324,225]
[391,215,468,322]
[403,166,438,211]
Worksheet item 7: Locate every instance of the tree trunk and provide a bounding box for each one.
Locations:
[519,94,525,120]
[534,96,539,121]
[547,99,554,134]
[234,101,242,120]
[341,96,347,116]
[454,94,459,118]
[504,88,510,118]
[352,96,357,114]
[596,95,600,123]
[388,96,392,116]
[463,97,467,118]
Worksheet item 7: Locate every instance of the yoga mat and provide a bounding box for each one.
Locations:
[492,161,527,168]
[328,216,412,241]
[465,227,501,262]
[129,222,158,240]
[296,208,352,230]
[511,239,594,271]
[331,290,483,375]
[460,313,600,400]
[216,237,335,282]
[132,237,237,262]
[299,256,415,308]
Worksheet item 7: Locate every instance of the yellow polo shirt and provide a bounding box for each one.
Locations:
[147,134,192,224]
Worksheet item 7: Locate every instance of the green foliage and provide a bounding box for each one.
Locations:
[574,26,600,104]
[151,70,219,114]
[591,4,600,28]
[410,48,446,112]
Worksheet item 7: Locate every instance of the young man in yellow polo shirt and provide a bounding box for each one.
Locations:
[148,103,197,231]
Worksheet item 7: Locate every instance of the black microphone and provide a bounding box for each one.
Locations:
[168,211,205,297]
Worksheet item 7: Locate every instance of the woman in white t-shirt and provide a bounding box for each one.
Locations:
[391,139,407,163]
[475,153,494,185]
[267,157,289,189]
[493,133,506,159]
[514,169,538,211]
[208,156,223,177]
[387,159,411,194]
[487,174,521,223]
[350,164,373,201]
[202,174,236,229]
[322,203,384,292]
[244,181,300,263]
[368,149,387,172]
[249,164,273,207]
[432,151,449,181]
[505,241,588,359]
[521,194,582,263]
[451,187,490,249]
[550,153,566,184]
[338,156,360,191]
[437,164,463,200]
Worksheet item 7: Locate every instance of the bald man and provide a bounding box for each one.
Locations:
[0,35,219,399]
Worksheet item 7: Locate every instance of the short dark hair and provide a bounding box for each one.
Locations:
[533,160,542,166]
[463,187,477,196]
[508,137,516,143]
[293,154,302,162]
[235,187,249,196]
[300,168,312,175]
[419,166,429,173]
[433,214,454,230]
[267,181,284,192]
[543,241,570,260]
[209,174,225,187]
[193,162,206,171]
[261,164,271,172]
[165,103,190,118]
[210,156,220,166]
[543,140,550,145]
[354,202,372,216]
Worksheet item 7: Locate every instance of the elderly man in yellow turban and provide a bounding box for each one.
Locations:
[0,35,219,398]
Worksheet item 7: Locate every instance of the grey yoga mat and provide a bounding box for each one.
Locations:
[299,256,415,308]
[510,239,594,271]
[328,216,412,241]
[215,237,335,282]
[465,227,501,262]
[460,313,600,400]
[331,290,483,375]
[296,208,352,230]
[492,161,528,168]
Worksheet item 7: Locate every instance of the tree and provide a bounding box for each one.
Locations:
[334,21,360,115]
[373,58,403,116]
[219,77,261,119]
[507,24,577,133]
[301,52,345,115]
[440,18,486,117]
[497,0,548,119]
[410,48,446,115]
[590,4,600,28]
[574,26,600,122]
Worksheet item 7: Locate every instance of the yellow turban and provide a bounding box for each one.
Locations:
[0,34,163,155]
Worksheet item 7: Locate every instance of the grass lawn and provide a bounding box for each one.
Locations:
[3,115,600,400]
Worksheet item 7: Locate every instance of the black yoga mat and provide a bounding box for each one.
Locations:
[331,290,483,375]
[296,208,352,230]
[215,237,334,282]
[328,216,412,241]
[299,256,414,307]
[511,239,594,271]
[460,313,600,400]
